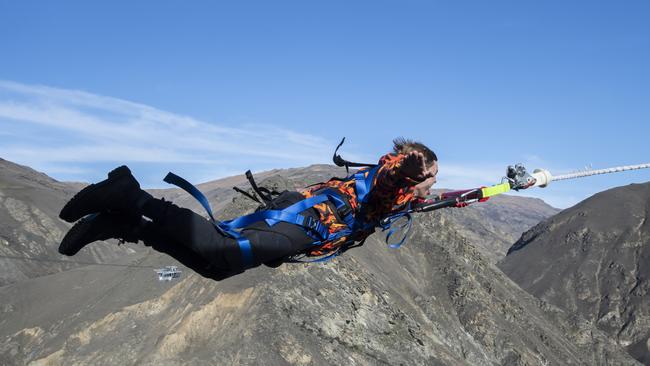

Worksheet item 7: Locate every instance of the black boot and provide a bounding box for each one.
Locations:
[59,165,153,223]
[58,212,144,256]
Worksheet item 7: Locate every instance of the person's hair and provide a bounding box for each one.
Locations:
[392,137,437,166]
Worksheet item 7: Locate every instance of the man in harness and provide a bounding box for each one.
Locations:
[58,138,438,280]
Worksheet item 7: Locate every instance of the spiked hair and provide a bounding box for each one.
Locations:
[392,137,437,167]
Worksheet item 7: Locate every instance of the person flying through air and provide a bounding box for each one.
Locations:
[58,138,438,280]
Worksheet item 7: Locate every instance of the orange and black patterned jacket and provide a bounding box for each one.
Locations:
[300,153,418,256]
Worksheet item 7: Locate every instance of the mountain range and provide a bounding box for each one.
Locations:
[0,158,645,365]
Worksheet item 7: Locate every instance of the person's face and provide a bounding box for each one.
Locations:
[413,160,438,198]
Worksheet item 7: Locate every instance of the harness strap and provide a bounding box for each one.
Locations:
[220,204,330,240]
[164,172,215,221]
[314,188,356,228]
[380,212,413,248]
[163,172,229,237]
[355,166,379,204]
[236,238,254,266]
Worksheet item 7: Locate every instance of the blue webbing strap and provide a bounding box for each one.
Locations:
[236,238,254,267]
[284,194,331,214]
[220,194,332,239]
[221,209,329,240]
[163,172,252,265]
[222,210,309,229]
[311,188,356,228]
[289,167,379,264]
[354,166,379,204]
[164,172,216,222]
[163,172,229,237]
[382,212,413,249]
[264,194,331,226]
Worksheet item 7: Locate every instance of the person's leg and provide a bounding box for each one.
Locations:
[136,220,237,281]
[59,197,315,273]
[141,198,247,270]
[141,197,318,268]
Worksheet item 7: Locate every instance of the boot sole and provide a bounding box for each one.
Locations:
[58,213,100,256]
[59,165,132,223]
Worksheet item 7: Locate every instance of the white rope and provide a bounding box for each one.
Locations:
[552,163,650,182]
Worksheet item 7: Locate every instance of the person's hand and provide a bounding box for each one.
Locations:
[413,176,436,198]
[401,151,433,182]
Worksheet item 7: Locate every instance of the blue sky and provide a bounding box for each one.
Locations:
[1,1,649,208]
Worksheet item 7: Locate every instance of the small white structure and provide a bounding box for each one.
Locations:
[155,266,182,281]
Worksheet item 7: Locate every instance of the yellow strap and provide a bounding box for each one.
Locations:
[480,182,511,198]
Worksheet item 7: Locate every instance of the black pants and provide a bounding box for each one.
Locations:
[138,191,319,280]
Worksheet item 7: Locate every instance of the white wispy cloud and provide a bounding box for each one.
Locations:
[0,80,335,185]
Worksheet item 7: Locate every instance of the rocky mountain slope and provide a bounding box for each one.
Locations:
[441,193,559,263]
[0,159,147,286]
[499,182,650,365]
[0,159,637,365]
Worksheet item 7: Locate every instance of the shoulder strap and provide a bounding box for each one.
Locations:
[354,165,380,205]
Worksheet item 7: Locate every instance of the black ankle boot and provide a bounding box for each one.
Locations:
[59,165,153,223]
[58,212,145,256]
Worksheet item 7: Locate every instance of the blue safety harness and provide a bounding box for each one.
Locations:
[163,166,413,268]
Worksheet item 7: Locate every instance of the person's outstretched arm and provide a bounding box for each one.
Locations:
[373,151,434,195]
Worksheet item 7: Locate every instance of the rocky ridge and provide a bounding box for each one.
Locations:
[500,182,650,364]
